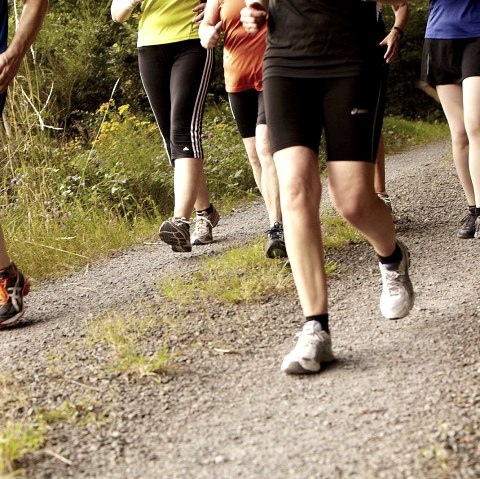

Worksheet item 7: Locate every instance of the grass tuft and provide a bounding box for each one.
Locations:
[84,311,174,378]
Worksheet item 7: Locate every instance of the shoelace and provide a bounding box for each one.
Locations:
[383,269,405,296]
[266,227,283,240]
[194,215,213,235]
[172,217,190,227]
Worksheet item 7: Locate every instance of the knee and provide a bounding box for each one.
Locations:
[281,178,320,211]
[247,152,261,171]
[331,194,370,225]
[451,128,469,150]
[256,140,271,163]
[465,118,480,142]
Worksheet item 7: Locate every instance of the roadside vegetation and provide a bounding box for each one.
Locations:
[2,91,448,283]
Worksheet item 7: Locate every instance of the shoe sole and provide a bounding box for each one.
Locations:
[0,309,26,327]
[282,358,321,374]
[265,239,288,259]
[266,245,288,259]
[159,223,191,252]
[457,231,475,239]
[191,237,213,246]
[281,353,334,375]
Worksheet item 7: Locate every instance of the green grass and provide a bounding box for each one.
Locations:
[383,116,449,153]
[0,420,45,477]
[161,213,362,305]
[84,310,175,377]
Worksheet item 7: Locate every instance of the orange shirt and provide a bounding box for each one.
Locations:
[219,0,267,93]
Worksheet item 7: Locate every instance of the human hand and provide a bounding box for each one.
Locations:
[380,28,401,64]
[199,21,222,49]
[0,51,21,93]
[240,1,267,34]
[193,2,207,23]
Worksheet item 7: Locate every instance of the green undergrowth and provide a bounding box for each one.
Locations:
[382,116,449,151]
[161,212,363,305]
[2,80,447,284]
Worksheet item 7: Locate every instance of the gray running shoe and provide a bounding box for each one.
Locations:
[475,216,480,239]
[191,205,220,245]
[458,209,478,239]
[265,222,287,259]
[281,320,334,374]
[379,240,414,319]
[159,217,191,252]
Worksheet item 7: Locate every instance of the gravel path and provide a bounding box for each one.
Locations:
[2,139,479,479]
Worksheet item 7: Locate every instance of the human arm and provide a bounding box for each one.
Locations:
[380,2,409,63]
[0,0,48,93]
[240,0,268,35]
[111,0,143,24]
[199,0,222,49]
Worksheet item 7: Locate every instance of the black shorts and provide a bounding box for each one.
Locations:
[421,38,480,87]
[264,75,383,162]
[228,89,266,138]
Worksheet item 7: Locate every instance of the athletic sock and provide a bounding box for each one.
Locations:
[305,314,329,334]
[196,204,213,215]
[378,242,402,266]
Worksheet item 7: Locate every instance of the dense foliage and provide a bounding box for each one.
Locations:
[30,0,442,132]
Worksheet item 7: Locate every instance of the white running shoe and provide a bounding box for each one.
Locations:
[191,205,220,245]
[281,320,334,374]
[379,240,415,319]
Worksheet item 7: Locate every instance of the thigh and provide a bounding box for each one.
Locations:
[170,41,212,126]
[327,160,376,209]
[264,77,323,155]
[170,41,214,159]
[274,146,322,203]
[323,76,379,162]
[138,44,173,137]
[436,83,465,135]
[462,76,480,134]
[228,89,259,138]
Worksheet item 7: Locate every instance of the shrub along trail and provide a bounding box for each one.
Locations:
[2,139,479,478]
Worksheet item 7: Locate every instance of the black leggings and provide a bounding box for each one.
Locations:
[138,39,214,165]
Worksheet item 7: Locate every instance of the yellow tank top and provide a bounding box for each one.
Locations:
[138,0,201,47]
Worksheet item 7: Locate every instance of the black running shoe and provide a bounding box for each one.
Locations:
[159,217,191,252]
[457,209,477,239]
[0,263,30,327]
[265,222,287,259]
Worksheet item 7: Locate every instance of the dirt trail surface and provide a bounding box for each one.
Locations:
[2,139,479,479]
